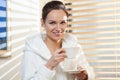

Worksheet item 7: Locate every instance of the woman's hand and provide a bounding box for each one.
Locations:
[45,48,67,70]
[73,66,88,80]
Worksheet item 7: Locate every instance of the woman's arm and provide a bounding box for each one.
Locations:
[21,51,56,80]
[21,40,55,80]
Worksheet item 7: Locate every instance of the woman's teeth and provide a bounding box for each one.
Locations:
[53,32,62,36]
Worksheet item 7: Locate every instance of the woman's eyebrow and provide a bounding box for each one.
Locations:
[48,20,67,22]
[48,20,56,21]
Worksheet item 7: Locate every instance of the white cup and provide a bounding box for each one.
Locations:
[62,47,80,71]
[64,47,80,59]
[62,58,79,71]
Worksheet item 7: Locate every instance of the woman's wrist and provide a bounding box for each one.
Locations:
[45,63,54,70]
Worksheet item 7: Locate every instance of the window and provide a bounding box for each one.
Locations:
[0,0,7,50]
[64,0,120,80]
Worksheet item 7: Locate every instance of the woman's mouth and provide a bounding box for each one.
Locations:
[53,32,62,37]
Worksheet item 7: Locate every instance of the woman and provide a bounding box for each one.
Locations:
[21,1,95,80]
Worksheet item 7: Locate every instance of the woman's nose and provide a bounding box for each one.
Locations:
[56,24,61,30]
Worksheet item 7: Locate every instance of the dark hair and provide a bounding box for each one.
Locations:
[42,0,68,21]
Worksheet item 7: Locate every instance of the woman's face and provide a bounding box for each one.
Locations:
[42,10,68,42]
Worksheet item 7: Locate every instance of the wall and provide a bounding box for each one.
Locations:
[0,0,40,80]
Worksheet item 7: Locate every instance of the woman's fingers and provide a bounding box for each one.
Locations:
[54,48,67,60]
[56,52,67,57]
[45,48,67,70]
[54,52,67,63]
[77,66,83,70]
[50,48,67,64]
[77,71,88,80]
[72,70,87,80]
[56,48,66,54]
[71,66,88,80]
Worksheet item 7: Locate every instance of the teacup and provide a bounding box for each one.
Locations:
[64,47,80,59]
[62,47,80,71]
[62,58,79,72]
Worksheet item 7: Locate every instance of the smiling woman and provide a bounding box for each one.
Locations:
[21,1,95,80]
[0,0,7,50]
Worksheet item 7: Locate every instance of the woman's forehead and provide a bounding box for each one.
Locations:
[46,10,67,21]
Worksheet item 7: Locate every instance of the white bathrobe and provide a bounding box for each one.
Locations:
[21,33,95,80]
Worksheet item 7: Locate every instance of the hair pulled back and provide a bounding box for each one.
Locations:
[42,1,68,21]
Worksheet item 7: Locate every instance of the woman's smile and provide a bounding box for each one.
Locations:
[53,31,62,37]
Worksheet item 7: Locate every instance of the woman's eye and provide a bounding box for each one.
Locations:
[61,21,66,24]
[49,22,56,24]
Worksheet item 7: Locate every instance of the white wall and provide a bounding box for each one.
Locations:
[0,0,65,80]
[0,0,40,80]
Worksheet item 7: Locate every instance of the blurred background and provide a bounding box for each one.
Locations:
[0,0,120,80]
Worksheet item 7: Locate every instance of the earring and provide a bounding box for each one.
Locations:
[65,28,69,33]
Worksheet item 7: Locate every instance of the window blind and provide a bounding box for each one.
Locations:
[64,0,120,80]
[0,0,7,50]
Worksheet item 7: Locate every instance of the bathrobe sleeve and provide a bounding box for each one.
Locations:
[77,45,95,80]
[21,40,56,80]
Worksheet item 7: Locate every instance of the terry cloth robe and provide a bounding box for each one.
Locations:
[21,33,95,80]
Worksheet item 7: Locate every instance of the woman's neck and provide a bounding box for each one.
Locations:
[44,38,62,54]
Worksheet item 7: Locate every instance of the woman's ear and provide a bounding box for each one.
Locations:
[40,19,46,33]
[41,18,44,27]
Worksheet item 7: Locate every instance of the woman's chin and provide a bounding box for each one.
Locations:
[53,37,62,42]
[49,34,64,41]
[51,36,63,42]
